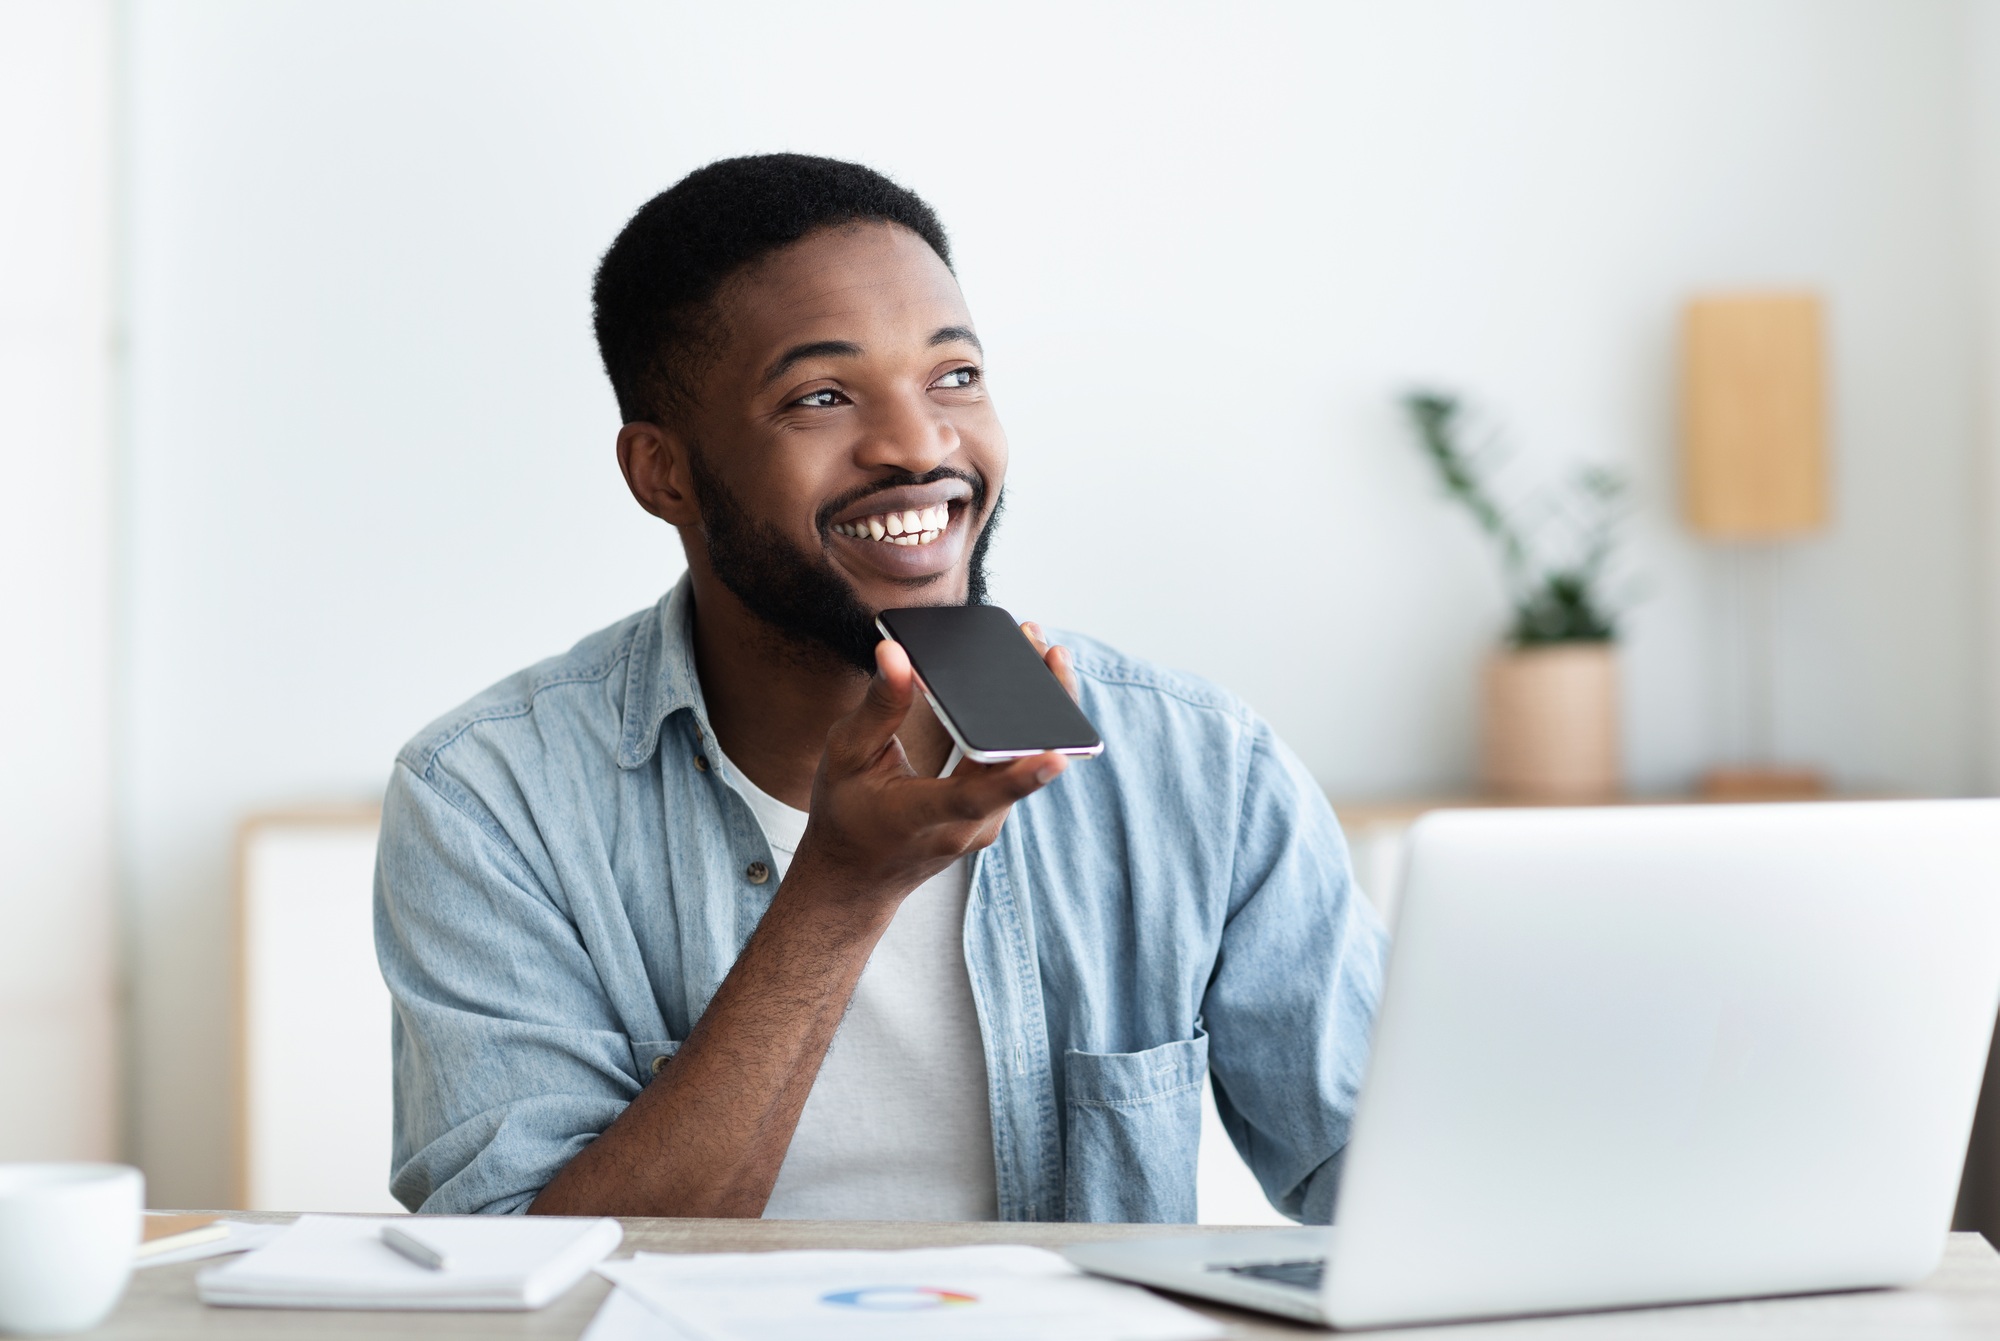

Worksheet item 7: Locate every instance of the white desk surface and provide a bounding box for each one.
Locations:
[91,1215,2000,1338]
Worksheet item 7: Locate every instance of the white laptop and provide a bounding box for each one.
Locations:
[1064,801,2000,1329]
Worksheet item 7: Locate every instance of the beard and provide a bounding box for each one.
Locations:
[686,448,1001,674]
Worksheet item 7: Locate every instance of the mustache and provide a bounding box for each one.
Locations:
[813,466,988,538]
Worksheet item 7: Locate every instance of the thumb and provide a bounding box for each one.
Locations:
[828,637,916,768]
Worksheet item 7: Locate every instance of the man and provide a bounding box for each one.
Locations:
[375,153,1385,1223]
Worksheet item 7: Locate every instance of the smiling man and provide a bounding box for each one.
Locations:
[374,154,1386,1223]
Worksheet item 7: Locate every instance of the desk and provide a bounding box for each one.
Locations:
[86,1214,2000,1338]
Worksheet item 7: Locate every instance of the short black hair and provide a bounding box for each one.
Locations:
[592,153,953,426]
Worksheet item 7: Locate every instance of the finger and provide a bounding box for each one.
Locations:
[912,751,1068,825]
[826,639,916,769]
[1021,622,1081,704]
[1046,644,1080,703]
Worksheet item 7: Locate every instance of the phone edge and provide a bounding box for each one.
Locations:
[875,615,1106,764]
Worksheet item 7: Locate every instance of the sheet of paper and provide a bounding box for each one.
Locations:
[597,1245,1223,1341]
[580,1287,706,1341]
[135,1220,287,1269]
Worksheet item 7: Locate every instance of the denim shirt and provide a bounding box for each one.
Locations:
[374,578,1387,1221]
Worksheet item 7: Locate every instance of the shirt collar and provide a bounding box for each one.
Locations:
[617,573,711,770]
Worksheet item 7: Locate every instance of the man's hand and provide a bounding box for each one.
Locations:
[1020,620,1081,701]
[787,634,1068,910]
[529,617,1078,1219]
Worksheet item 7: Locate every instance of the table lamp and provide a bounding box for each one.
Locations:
[1680,291,1829,797]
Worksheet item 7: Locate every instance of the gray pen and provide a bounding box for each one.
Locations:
[380,1224,450,1271]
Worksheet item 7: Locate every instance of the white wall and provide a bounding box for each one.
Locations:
[1975,1,2000,788]
[0,0,118,1163]
[122,0,1987,1203]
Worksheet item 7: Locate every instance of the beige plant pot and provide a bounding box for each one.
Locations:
[1480,642,1620,800]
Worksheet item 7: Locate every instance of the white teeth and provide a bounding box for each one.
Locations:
[836,503,956,545]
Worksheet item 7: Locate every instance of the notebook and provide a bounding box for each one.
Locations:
[139,1213,227,1258]
[136,1220,286,1269]
[197,1213,622,1310]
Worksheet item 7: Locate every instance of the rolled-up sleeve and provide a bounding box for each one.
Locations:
[1202,723,1389,1224]
[374,759,643,1214]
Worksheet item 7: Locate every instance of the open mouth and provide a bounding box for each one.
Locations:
[830,502,953,547]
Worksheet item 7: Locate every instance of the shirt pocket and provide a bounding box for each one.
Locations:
[629,1038,682,1083]
[1063,1030,1208,1222]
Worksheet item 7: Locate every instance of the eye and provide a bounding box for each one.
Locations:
[790,387,849,409]
[932,366,981,390]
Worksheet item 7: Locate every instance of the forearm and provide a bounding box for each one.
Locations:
[528,637,1065,1218]
[528,872,891,1217]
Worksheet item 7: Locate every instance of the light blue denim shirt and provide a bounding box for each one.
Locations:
[374,578,1387,1221]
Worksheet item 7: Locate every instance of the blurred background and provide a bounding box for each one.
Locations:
[5,0,2000,1216]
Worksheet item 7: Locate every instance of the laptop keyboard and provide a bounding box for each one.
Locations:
[1213,1257,1326,1292]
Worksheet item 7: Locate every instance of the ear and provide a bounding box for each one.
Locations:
[617,421,701,528]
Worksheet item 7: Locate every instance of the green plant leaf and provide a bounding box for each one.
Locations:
[1399,391,1634,645]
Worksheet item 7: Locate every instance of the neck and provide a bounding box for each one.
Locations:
[685,568,952,810]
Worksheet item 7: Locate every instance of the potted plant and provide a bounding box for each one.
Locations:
[1402,392,1632,799]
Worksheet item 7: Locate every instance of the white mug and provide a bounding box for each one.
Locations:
[0,1163,143,1336]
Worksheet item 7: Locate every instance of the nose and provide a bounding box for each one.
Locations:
[852,385,958,475]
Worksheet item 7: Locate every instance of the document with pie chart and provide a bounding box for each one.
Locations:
[593,1244,1222,1341]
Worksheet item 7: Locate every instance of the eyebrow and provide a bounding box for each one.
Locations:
[929,325,983,352]
[759,326,984,388]
[761,339,863,387]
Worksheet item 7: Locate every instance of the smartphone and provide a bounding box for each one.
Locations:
[875,605,1105,764]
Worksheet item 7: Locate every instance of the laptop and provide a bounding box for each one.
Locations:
[1063,801,2000,1329]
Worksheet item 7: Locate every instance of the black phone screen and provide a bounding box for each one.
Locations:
[876,605,1104,759]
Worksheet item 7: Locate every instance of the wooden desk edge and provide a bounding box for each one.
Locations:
[110,1215,2000,1341]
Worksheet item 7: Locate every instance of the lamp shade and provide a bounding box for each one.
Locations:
[1680,292,1828,538]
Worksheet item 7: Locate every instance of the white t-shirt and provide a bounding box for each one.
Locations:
[716,752,999,1221]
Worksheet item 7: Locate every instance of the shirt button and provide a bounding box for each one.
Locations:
[745,861,770,885]
[693,754,710,772]
[650,1054,672,1076]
